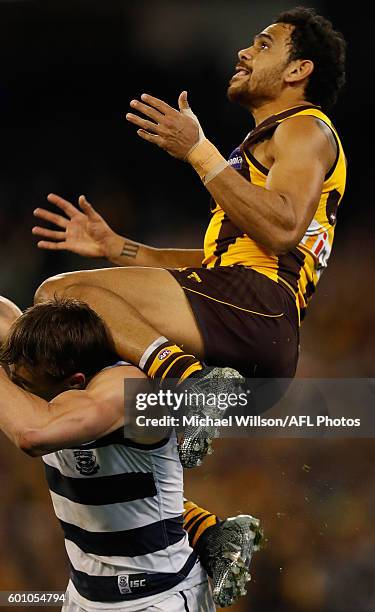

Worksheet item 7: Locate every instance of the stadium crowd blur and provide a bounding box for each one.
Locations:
[0,1,374,611]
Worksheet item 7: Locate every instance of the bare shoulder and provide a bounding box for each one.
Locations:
[273,115,337,162]
[272,115,337,171]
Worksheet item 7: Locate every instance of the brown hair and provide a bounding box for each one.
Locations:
[0,297,118,381]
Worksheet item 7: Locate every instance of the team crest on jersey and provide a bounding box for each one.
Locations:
[158,349,171,361]
[118,574,146,594]
[118,575,132,595]
[228,146,243,170]
[73,450,100,476]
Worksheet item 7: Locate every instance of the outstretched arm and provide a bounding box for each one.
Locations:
[127,92,336,255]
[0,365,144,457]
[33,194,203,268]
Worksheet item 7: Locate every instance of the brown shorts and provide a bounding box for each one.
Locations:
[168,265,299,378]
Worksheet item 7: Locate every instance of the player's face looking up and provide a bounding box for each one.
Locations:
[228,22,306,109]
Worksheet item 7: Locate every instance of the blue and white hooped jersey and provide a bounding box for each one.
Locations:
[42,363,198,608]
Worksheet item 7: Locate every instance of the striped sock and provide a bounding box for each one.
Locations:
[183,500,219,549]
[139,337,203,385]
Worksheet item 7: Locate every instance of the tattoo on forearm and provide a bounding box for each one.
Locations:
[121,241,139,259]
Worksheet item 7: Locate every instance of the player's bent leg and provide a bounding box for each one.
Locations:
[37,267,295,469]
[36,277,207,389]
[35,267,205,359]
[35,270,247,468]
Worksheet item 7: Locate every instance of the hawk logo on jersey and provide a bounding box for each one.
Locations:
[73,450,100,476]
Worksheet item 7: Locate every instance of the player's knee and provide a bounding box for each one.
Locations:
[0,296,22,343]
[34,272,84,304]
[35,274,63,304]
[60,283,93,303]
[0,296,22,322]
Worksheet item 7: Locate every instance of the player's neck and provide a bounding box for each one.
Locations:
[251,96,314,126]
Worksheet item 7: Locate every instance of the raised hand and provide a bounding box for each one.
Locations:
[126,91,201,159]
[32,194,123,259]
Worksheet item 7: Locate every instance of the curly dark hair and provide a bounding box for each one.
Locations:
[275,7,346,109]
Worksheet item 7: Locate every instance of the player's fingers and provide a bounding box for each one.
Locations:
[126,113,163,134]
[78,195,101,219]
[32,226,66,240]
[33,208,68,229]
[129,100,164,122]
[36,240,67,250]
[136,129,164,146]
[178,91,190,111]
[140,94,177,115]
[47,193,79,217]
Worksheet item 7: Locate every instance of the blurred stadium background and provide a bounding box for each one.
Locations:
[0,1,374,610]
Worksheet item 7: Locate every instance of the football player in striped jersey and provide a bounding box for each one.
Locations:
[0,296,262,609]
[33,8,347,469]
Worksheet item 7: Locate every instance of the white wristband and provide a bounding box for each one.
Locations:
[187,139,229,184]
[181,107,206,157]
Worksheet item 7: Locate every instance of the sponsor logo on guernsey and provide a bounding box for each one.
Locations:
[118,575,147,594]
[228,147,243,170]
[158,349,171,361]
[73,450,100,476]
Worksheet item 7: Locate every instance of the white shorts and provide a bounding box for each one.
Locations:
[62,580,215,612]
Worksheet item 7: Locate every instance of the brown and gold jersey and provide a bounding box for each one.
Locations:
[202,105,347,322]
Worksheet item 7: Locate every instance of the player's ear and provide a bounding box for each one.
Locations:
[285,59,314,84]
[67,372,86,390]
